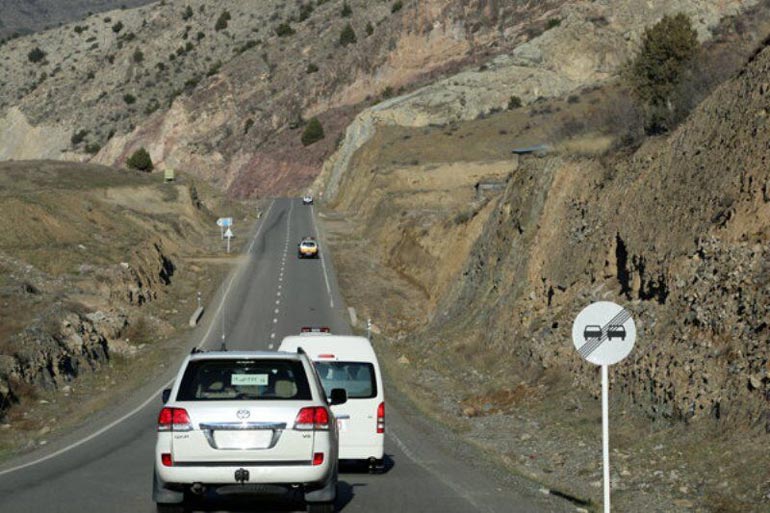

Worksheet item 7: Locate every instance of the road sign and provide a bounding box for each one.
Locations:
[216,217,233,228]
[572,301,636,513]
[572,301,636,366]
[224,228,233,238]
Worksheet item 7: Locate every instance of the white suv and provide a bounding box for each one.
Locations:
[153,349,346,513]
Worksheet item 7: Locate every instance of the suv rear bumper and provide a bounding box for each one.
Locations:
[157,460,331,485]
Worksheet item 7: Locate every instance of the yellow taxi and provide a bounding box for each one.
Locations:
[298,237,319,259]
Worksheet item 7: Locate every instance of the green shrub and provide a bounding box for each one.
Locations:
[123,93,136,104]
[112,21,124,33]
[298,3,314,22]
[215,10,231,31]
[133,49,144,63]
[545,18,561,30]
[144,98,160,114]
[381,86,394,99]
[276,22,295,37]
[182,5,193,21]
[85,142,101,154]
[341,2,352,17]
[206,61,222,76]
[243,118,254,134]
[127,147,153,171]
[626,13,698,134]
[365,21,374,36]
[27,47,47,64]
[185,41,194,52]
[339,23,356,46]
[391,1,403,14]
[74,25,87,34]
[301,117,325,146]
[306,62,319,73]
[507,95,522,109]
[71,129,89,145]
[196,31,205,41]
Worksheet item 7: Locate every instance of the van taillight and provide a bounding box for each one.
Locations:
[294,407,330,431]
[377,402,385,434]
[312,452,325,466]
[161,453,173,467]
[158,407,192,432]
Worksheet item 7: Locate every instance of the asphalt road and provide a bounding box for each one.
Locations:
[0,198,571,513]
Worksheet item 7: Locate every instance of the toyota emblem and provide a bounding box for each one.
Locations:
[236,409,250,420]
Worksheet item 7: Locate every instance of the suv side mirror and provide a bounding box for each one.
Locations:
[329,388,347,406]
[161,388,171,404]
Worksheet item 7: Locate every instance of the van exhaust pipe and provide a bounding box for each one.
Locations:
[190,482,205,495]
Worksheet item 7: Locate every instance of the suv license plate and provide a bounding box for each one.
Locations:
[214,430,273,449]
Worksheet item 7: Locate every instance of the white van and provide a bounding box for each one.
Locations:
[279,331,384,470]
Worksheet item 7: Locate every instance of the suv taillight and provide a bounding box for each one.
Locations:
[157,407,192,432]
[377,402,385,434]
[294,407,330,431]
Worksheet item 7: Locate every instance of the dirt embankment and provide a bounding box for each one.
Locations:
[318,6,770,512]
[0,161,248,447]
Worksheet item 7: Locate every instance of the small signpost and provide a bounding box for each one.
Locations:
[572,301,636,513]
[224,228,234,253]
[216,217,233,239]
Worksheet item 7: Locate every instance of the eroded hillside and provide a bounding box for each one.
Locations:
[316,3,770,511]
[0,161,249,455]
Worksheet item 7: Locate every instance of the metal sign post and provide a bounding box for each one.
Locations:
[571,301,636,513]
[216,217,233,239]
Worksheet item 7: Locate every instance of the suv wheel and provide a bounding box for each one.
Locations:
[306,502,334,513]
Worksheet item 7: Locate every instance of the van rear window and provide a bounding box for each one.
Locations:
[314,361,377,399]
[177,359,312,401]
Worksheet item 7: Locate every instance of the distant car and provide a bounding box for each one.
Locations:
[303,195,314,205]
[583,325,602,340]
[298,237,319,259]
[153,349,346,513]
[607,324,626,341]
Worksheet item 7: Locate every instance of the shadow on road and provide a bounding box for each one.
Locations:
[338,454,395,475]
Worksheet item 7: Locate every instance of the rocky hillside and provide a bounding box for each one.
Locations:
[0,0,565,196]
[1,0,753,199]
[314,4,770,510]
[0,0,154,40]
[318,0,770,429]
[0,161,241,424]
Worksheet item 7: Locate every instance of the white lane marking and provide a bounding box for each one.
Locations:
[278,284,282,290]
[201,199,274,346]
[388,429,492,513]
[279,276,283,282]
[277,291,281,296]
[0,200,278,477]
[268,344,274,349]
[270,333,276,339]
[274,308,279,314]
[273,318,278,323]
[310,204,334,308]
[248,200,275,254]
[0,380,173,478]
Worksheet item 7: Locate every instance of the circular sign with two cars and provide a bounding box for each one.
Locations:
[571,301,636,366]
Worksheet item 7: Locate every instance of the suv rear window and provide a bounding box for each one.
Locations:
[314,361,377,399]
[177,359,312,401]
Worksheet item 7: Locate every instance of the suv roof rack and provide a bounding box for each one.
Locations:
[191,347,204,354]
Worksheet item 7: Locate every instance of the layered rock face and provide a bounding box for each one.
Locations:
[421,41,770,427]
[2,0,752,198]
